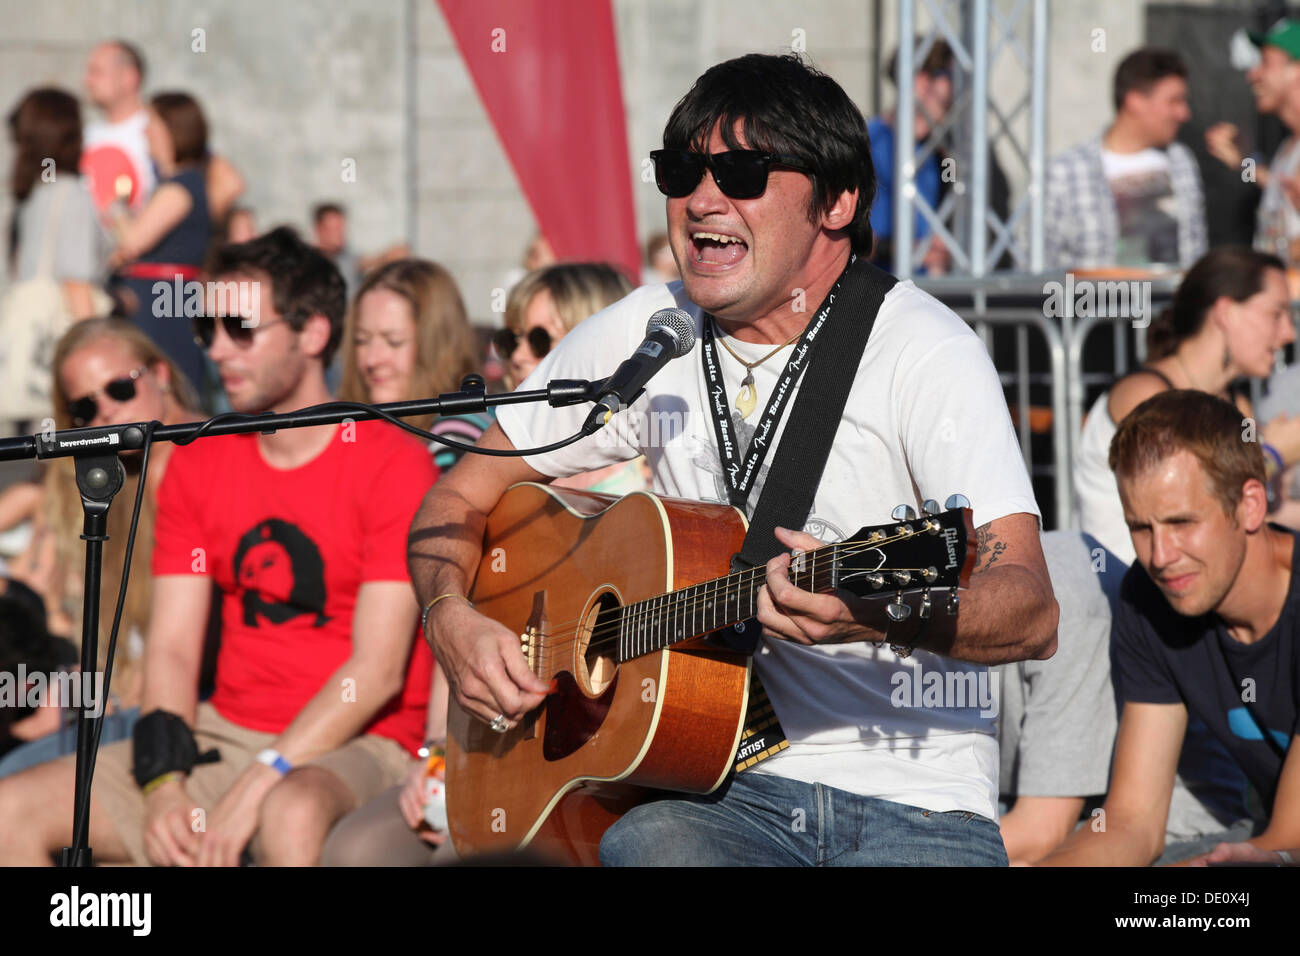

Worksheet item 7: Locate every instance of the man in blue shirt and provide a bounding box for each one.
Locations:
[868,40,953,274]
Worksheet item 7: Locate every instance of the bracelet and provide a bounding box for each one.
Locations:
[1263,442,1284,478]
[255,748,292,776]
[1278,849,1296,865]
[141,770,184,795]
[421,592,473,637]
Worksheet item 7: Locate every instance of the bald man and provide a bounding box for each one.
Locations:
[82,39,155,210]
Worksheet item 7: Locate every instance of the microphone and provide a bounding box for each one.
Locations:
[582,308,696,435]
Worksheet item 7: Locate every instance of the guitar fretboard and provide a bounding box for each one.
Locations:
[613,548,836,663]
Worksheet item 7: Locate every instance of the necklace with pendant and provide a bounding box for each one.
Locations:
[712,319,804,419]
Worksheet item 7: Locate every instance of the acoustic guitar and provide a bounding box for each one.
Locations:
[446,482,975,864]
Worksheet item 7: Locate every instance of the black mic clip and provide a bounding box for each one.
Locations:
[548,379,605,408]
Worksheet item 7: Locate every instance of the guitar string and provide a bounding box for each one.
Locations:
[582,563,939,655]
[504,529,959,667]
[499,530,916,647]
[522,535,948,660]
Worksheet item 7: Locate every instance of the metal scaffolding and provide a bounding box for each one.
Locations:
[893,0,1048,278]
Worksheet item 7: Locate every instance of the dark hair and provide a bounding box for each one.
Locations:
[7,87,82,202]
[885,37,954,88]
[313,202,345,224]
[208,226,347,365]
[1146,246,1285,360]
[1113,47,1188,113]
[1110,390,1265,516]
[109,39,147,84]
[662,53,876,256]
[150,91,208,165]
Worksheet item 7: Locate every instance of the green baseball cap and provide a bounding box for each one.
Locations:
[1249,19,1300,60]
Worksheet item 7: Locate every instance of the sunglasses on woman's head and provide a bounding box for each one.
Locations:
[191,314,287,350]
[67,367,148,426]
[649,148,813,200]
[492,326,553,360]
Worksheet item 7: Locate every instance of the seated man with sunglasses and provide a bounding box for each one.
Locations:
[410,53,1056,867]
[0,227,438,866]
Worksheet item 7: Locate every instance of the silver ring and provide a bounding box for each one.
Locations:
[489,713,509,734]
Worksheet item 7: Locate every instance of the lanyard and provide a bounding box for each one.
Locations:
[699,255,854,511]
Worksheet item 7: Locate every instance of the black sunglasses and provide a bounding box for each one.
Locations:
[649,148,812,200]
[492,326,553,360]
[192,314,287,350]
[68,367,148,426]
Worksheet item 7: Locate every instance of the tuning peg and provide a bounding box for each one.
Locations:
[891,504,917,521]
[919,590,932,618]
[944,494,970,511]
[947,590,960,615]
[886,596,912,621]
[922,499,940,515]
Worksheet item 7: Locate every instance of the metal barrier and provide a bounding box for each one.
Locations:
[916,272,1181,529]
[961,308,1069,527]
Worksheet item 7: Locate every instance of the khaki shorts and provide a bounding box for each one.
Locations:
[92,702,414,865]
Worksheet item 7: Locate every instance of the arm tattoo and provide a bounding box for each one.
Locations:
[975,524,1007,572]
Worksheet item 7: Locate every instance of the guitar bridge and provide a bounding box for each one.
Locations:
[520,628,537,673]
[518,590,549,741]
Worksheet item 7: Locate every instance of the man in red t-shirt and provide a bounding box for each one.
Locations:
[0,227,437,866]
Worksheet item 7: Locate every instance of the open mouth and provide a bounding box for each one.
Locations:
[690,231,749,267]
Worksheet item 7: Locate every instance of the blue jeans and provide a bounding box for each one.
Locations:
[599,771,1007,866]
[0,707,140,778]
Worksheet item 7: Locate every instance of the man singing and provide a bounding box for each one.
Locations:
[409,53,1057,866]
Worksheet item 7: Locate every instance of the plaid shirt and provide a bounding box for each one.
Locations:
[1043,133,1207,269]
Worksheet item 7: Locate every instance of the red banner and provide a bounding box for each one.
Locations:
[437,0,641,280]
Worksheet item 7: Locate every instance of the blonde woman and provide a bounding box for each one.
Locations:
[0,319,199,777]
[494,263,646,495]
[321,263,642,864]
[339,258,488,474]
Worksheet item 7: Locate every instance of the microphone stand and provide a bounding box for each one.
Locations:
[0,375,603,866]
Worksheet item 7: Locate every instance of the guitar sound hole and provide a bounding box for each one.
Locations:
[578,591,621,697]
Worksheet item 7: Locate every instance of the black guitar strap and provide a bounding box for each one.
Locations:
[722,257,898,773]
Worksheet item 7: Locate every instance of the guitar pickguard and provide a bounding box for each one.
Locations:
[542,670,620,761]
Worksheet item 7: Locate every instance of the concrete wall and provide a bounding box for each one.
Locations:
[0,0,410,289]
[3,0,1228,325]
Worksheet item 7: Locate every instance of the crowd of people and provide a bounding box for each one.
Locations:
[0,32,1296,868]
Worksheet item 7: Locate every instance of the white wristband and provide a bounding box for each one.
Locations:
[255,748,292,776]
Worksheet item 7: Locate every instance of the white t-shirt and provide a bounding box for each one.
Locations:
[83,109,156,209]
[1100,147,1179,266]
[1256,137,1300,253]
[496,278,1041,819]
[1074,390,1136,565]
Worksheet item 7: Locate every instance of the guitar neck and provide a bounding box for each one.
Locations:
[613,546,835,663]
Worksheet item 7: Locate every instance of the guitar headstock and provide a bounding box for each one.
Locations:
[825,495,976,619]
